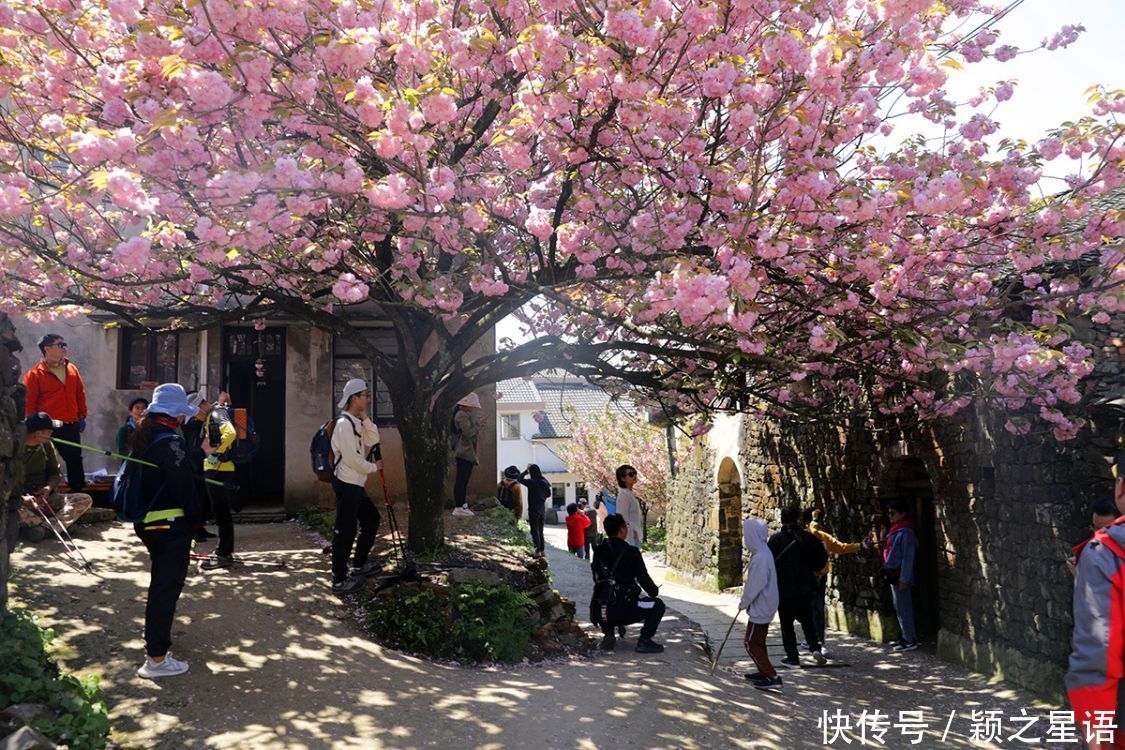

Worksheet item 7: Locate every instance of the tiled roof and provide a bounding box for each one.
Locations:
[532,382,638,439]
[495,378,543,406]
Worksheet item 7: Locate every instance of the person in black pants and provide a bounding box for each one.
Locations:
[183,392,217,544]
[519,464,551,556]
[129,383,203,679]
[768,504,829,668]
[197,398,240,569]
[591,513,665,653]
[329,379,383,594]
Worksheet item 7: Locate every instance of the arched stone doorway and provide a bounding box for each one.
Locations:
[716,458,743,590]
[883,458,941,639]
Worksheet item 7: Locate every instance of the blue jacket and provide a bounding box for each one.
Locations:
[883,524,917,585]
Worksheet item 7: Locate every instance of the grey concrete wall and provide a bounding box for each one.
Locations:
[13,318,133,474]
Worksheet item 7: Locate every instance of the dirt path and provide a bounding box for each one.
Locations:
[10,519,1061,749]
[11,520,763,749]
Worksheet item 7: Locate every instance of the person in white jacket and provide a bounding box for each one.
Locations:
[614,465,644,548]
[739,518,782,690]
[329,378,383,594]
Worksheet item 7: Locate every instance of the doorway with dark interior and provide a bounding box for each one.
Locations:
[222,327,286,508]
[887,458,941,641]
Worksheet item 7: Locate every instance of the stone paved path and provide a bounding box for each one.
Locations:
[541,524,1071,749]
[7,519,1069,749]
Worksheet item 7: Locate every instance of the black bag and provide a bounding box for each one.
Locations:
[496,483,516,510]
[309,415,360,482]
[880,567,900,586]
[590,548,630,626]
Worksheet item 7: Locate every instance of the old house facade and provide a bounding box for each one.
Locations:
[495,371,639,514]
[11,316,497,512]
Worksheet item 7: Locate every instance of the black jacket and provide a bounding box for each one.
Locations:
[518,471,552,514]
[137,424,202,526]
[592,537,659,603]
[768,525,828,600]
[181,420,206,478]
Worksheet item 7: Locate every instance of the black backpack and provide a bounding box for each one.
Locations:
[310,415,361,482]
[496,483,516,510]
[590,546,629,626]
[111,433,176,522]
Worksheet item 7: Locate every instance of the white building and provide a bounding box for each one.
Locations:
[494,372,637,521]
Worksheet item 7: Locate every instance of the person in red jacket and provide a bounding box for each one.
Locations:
[24,334,87,491]
[1067,452,1125,750]
[565,503,591,559]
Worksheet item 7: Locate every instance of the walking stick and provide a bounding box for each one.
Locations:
[710,560,752,674]
[51,437,240,491]
[710,608,742,674]
[27,497,96,574]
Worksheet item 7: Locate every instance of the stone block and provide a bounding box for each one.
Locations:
[0,726,57,750]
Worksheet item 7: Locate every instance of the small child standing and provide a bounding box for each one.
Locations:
[565,503,591,558]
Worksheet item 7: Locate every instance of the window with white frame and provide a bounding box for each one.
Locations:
[499,413,521,440]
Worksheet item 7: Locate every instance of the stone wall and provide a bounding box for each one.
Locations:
[666,315,1123,699]
[0,314,24,612]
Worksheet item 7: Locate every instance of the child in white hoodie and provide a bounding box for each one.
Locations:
[739,518,781,690]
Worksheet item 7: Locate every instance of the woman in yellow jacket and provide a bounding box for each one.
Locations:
[804,507,862,657]
[199,392,239,570]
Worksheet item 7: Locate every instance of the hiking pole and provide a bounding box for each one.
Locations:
[51,438,241,492]
[377,469,409,567]
[710,608,742,674]
[27,497,95,574]
[710,561,752,674]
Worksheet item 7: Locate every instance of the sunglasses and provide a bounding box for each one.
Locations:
[53,342,68,348]
[624,471,637,477]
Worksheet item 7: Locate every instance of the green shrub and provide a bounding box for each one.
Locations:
[0,610,109,750]
[297,508,336,542]
[363,586,448,656]
[642,523,667,553]
[450,584,535,663]
[362,583,535,663]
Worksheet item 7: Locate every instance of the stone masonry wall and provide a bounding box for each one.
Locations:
[0,314,25,612]
[666,315,1123,699]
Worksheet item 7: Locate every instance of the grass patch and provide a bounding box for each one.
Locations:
[642,523,667,553]
[0,609,110,750]
[297,508,335,542]
[362,582,536,663]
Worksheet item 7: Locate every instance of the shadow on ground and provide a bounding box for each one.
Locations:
[9,520,771,750]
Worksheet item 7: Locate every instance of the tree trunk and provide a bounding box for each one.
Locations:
[392,387,452,555]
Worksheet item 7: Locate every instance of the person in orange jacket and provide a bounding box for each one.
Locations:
[1067,453,1125,750]
[804,507,863,657]
[24,334,87,491]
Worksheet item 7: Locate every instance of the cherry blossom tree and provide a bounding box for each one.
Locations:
[559,409,673,525]
[0,0,1121,550]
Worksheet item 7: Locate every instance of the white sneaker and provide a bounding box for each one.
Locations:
[452,505,474,517]
[812,649,828,665]
[137,653,189,679]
